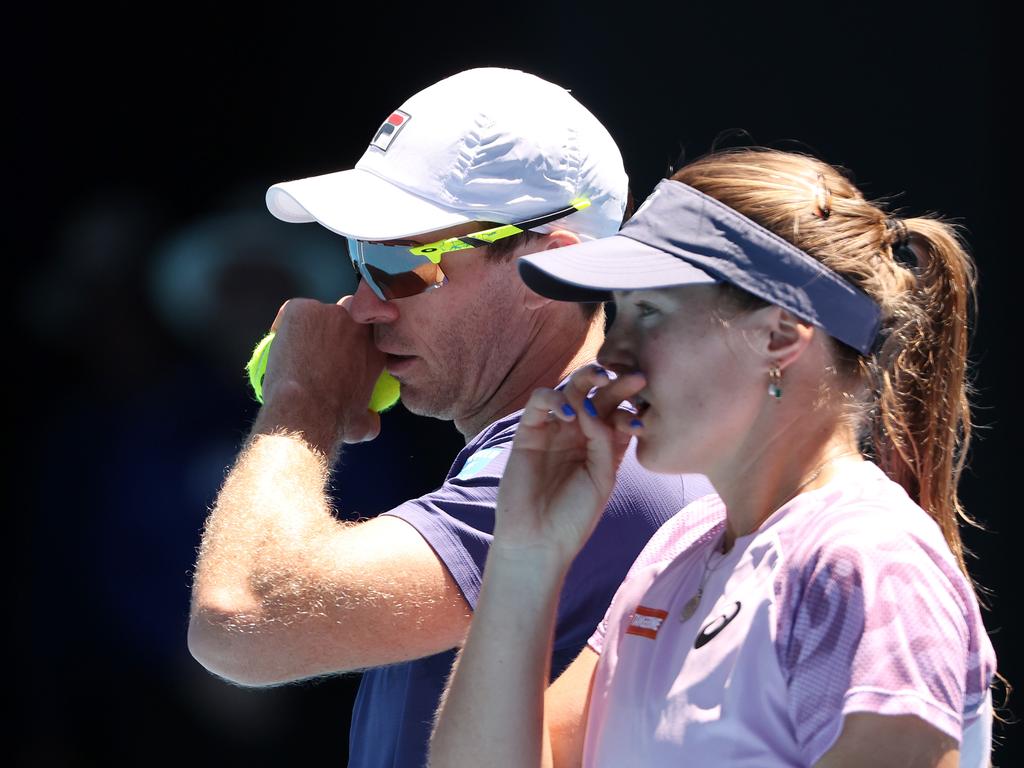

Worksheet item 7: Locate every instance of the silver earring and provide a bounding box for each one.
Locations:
[768,365,783,400]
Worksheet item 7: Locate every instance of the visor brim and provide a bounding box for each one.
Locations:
[517,233,719,302]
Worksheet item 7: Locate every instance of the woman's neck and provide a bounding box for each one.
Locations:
[711,419,863,552]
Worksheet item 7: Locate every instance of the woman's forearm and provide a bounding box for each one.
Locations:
[430,369,633,766]
[430,545,571,768]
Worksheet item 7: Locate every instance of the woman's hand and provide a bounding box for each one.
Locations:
[494,365,647,566]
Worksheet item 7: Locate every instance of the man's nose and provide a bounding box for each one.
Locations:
[348,278,400,325]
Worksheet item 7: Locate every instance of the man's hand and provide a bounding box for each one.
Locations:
[255,296,384,453]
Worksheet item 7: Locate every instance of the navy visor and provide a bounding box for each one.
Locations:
[518,179,882,355]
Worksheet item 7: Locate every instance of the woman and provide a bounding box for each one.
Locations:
[429,148,997,767]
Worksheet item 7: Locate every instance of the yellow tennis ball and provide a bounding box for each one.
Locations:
[370,371,401,413]
[246,331,276,404]
[246,331,401,413]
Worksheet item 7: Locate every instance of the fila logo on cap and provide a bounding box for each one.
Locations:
[370,110,411,152]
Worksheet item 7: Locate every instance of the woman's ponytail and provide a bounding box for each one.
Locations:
[871,217,978,573]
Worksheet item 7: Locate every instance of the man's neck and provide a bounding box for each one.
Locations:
[453,315,605,442]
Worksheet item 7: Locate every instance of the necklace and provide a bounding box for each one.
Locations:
[678,451,855,622]
[679,533,730,621]
[786,457,833,499]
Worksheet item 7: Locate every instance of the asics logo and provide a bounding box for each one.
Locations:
[694,601,741,649]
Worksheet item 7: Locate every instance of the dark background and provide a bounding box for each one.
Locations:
[14,1,1016,765]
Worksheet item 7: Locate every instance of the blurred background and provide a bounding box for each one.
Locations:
[13,1,1015,764]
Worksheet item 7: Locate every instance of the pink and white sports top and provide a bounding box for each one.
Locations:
[585,461,996,767]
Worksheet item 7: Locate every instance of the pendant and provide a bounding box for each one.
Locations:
[680,590,701,622]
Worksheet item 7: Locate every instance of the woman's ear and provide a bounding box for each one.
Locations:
[760,306,816,370]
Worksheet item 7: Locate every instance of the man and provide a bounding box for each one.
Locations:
[188,67,710,767]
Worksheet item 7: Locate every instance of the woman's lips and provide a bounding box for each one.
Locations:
[631,394,651,417]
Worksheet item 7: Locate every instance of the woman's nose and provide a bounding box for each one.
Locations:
[596,325,638,377]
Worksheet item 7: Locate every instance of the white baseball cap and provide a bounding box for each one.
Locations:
[265,67,628,242]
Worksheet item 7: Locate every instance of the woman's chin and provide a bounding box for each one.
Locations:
[635,437,693,476]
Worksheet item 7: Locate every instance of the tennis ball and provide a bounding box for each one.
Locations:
[245,330,401,413]
[246,331,276,404]
[369,371,402,413]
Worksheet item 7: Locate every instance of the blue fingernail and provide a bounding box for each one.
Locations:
[561,403,576,417]
[630,418,644,429]
[583,398,598,417]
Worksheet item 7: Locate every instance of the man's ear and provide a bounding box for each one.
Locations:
[540,229,581,251]
[759,306,816,370]
[521,229,581,311]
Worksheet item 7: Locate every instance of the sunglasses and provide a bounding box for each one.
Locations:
[347,197,590,301]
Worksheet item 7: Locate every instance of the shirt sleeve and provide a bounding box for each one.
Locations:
[776,522,990,764]
[383,439,510,610]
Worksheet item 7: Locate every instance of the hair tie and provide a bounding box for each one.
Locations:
[885,217,918,268]
[886,217,909,248]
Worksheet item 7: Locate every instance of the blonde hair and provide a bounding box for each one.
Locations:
[672,148,977,574]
